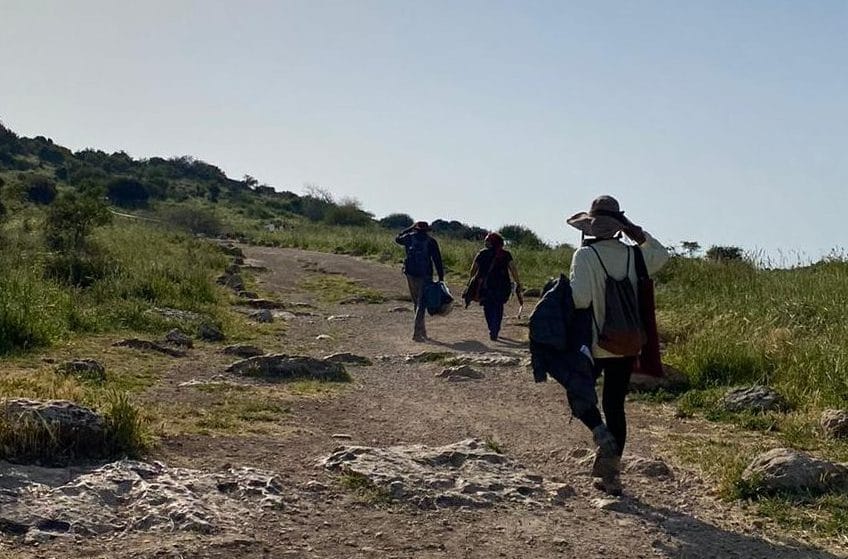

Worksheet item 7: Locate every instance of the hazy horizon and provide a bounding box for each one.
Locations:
[2,1,846,259]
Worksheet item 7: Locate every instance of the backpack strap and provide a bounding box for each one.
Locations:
[634,246,648,280]
[588,246,611,278]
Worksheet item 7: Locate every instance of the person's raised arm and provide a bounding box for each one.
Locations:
[395,226,413,245]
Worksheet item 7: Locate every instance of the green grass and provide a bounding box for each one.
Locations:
[300,275,387,304]
[338,472,394,504]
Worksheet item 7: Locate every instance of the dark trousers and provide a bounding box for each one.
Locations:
[596,356,636,456]
[405,274,428,337]
[577,356,635,456]
[483,301,504,338]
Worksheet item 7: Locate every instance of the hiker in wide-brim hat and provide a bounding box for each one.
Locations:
[563,195,670,496]
[566,195,639,239]
[395,220,444,342]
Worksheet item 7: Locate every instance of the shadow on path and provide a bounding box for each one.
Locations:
[612,496,840,559]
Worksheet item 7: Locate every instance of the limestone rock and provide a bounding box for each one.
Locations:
[218,243,245,258]
[821,409,848,439]
[241,259,268,272]
[323,353,372,366]
[446,353,521,368]
[316,334,333,341]
[624,457,674,480]
[327,314,357,322]
[223,345,265,358]
[147,307,203,323]
[436,366,485,381]
[1,399,106,462]
[55,359,106,383]
[723,386,787,413]
[0,460,293,538]
[243,298,286,310]
[629,364,688,393]
[198,323,225,342]
[164,329,193,348]
[249,309,274,323]
[226,354,349,382]
[404,351,452,364]
[321,438,571,508]
[741,448,848,495]
[221,273,245,291]
[113,338,186,358]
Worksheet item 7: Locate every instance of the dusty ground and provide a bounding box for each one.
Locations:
[2,246,844,559]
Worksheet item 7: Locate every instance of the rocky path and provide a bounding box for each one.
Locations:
[1,246,843,558]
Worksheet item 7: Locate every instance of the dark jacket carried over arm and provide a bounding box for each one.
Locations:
[528,275,596,417]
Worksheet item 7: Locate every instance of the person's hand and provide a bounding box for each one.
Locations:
[622,223,646,244]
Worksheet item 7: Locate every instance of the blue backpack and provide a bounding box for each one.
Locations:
[404,235,431,277]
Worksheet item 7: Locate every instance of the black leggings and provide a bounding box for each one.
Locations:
[578,356,635,456]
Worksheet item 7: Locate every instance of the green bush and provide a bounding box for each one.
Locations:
[499,224,549,250]
[106,177,151,208]
[379,213,414,229]
[25,174,57,205]
[160,205,226,236]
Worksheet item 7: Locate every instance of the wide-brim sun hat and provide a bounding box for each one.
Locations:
[413,221,431,231]
[566,195,633,238]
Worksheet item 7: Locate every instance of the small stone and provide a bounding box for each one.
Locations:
[226,354,349,382]
[435,366,484,381]
[332,433,353,440]
[625,457,674,480]
[592,497,619,510]
[324,353,372,366]
[723,385,787,413]
[223,345,265,358]
[304,481,328,492]
[316,335,333,341]
[741,448,848,495]
[56,359,106,383]
[198,323,225,342]
[113,338,187,358]
[327,315,357,322]
[164,329,194,348]
[244,299,286,310]
[250,309,274,323]
[388,306,411,313]
[821,409,848,439]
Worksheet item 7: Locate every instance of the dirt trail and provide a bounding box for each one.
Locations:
[7,246,843,559]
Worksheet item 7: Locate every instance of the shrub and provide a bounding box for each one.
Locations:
[160,205,225,236]
[379,213,414,229]
[45,191,112,253]
[323,199,373,227]
[706,245,744,262]
[499,224,548,250]
[25,175,58,205]
[106,177,150,208]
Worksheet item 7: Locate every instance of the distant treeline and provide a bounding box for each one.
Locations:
[0,121,552,248]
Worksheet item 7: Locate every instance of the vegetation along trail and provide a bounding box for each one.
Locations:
[1,125,846,557]
[1,243,840,558]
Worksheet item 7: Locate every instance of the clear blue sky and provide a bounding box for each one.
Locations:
[2,1,845,259]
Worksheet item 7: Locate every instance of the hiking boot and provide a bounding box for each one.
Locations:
[593,474,623,496]
[591,425,620,479]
